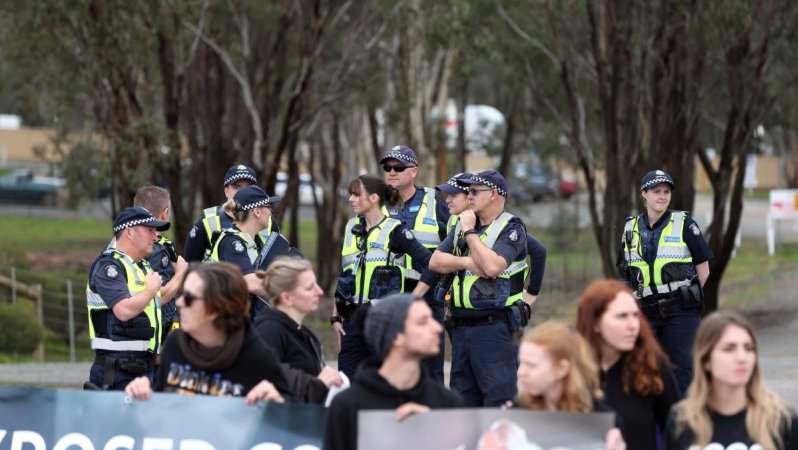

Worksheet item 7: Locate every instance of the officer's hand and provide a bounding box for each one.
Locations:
[245,380,285,405]
[124,376,153,400]
[317,366,344,388]
[174,256,188,275]
[144,272,163,295]
[395,402,431,422]
[605,427,626,450]
[332,322,346,351]
[464,257,487,278]
[459,210,477,232]
[523,292,538,306]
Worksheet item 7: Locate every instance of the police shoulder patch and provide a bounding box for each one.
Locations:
[189,226,197,238]
[234,240,245,252]
[161,255,169,267]
[690,223,701,236]
[508,230,519,242]
[105,265,119,278]
[403,229,415,240]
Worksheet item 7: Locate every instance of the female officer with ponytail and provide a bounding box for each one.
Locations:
[208,185,279,319]
[618,170,713,394]
[332,174,437,378]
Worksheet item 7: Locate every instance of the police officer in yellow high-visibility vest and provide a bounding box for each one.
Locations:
[332,174,437,379]
[87,207,185,390]
[379,145,450,383]
[618,170,712,393]
[430,170,530,407]
[183,164,279,263]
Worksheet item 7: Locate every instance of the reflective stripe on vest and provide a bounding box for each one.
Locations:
[208,228,260,265]
[340,217,405,302]
[446,215,459,235]
[86,250,161,353]
[622,211,693,296]
[452,212,528,309]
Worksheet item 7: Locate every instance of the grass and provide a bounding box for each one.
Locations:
[0,216,109,267]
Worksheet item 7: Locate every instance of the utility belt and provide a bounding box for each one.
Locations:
[94,352,155,376]
[335,300,366,321]
[638,277,704,319]
[447,300,531,330]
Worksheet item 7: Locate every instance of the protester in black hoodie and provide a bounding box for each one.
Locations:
[253,257,343,403]
[324,294,463,450]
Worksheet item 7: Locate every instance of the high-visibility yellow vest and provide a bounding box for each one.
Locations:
[622,211,693,298]
[208,228,261,266]
[86,249,161,353]
[383,187,442,280]
[340,217,406,302]
[201,207,273,259]
[452,212,528,309]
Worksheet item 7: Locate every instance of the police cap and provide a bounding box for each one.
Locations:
[640,170,675,191]
[233,185,281,211]
[436,172,472,195]
[223,164,258,187]
[379,145,419,166]
[113,207,170,233]
[460,169,509,197]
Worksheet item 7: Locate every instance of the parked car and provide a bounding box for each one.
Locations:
[509,162,576,202]
[0,169,65,205]
[274,172,323,206]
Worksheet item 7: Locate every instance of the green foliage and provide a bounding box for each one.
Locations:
[0,302,44,354]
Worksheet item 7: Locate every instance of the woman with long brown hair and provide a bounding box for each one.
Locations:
[577,279,680,450]
[666,311,796,450]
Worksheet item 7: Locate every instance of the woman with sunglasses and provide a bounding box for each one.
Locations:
[207,185,277,319]
[665,311,797,450]
[511,321,625,450]
[332,174,438,378]
[576,279,680,450]
[254,257,344,404]
[125,262,290,403]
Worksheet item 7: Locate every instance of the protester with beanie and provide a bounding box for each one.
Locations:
[323,294,463,450]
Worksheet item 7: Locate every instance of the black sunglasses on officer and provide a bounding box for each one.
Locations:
[382,164,416,173]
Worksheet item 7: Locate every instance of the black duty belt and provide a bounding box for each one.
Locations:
[451,309,508,327]
[638,295,683,319]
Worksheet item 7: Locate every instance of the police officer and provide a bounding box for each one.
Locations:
[429,170,529,407]
[132,186,185,341]
[332,174,437,379]
[434,173,546,316]
[208,185,279,319]
[380,145,450,383]
[86,207,187,390]
[184,164,279,263]
[618,169,712,393]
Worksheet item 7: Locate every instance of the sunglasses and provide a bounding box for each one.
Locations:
[179,291,203,307]
[468,187,494,196]
[382,164,415,173]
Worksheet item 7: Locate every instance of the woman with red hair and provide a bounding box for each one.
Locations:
[576,279,680,450]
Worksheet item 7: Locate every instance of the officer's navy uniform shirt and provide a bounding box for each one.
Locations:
[89,254,144,311]
[525,233,546,296]
[617,210,713,282]
[257,233,304,271]
[438,215,528,282]
[385,186,450,282]
[145,237,177,284]
[216,226,262,275]
[184,206,280,262]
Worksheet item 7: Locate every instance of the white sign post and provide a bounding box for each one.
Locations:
[767,189,798,256]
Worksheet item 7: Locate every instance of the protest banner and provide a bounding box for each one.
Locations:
[359,408,615,450]
[0,387,324,450]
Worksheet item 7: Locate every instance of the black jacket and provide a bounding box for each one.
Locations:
[324,362,463,450]
[253,308,328,404]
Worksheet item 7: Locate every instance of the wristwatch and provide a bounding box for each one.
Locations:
[330,315,343,325]
[463,229,478,237]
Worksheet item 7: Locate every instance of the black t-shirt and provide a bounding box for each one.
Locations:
[602,356,681,450]
[665,407,798,450]
[525,233,546,295]
[154,325,291,398]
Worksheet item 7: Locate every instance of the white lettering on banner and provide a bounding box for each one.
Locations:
[178,440,216,450]
[53,433,95,450]
[142,438,174,450]
[9,430,46,450]
[104,435,135,450]
[0,430,320,450]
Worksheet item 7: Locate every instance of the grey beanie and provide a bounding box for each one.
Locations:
[364,294,417,360]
